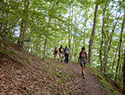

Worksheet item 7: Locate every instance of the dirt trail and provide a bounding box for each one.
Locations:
[67,62,107,95]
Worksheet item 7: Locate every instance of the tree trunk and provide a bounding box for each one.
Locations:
[100,2,107,71]
[0,0,2,12]
[104,15,120,73]
[111,45,119,74]
[88,4,99,64]
[107,15,120,53]
[68,33,71,49]
[123,50,125,95]
[43,36,48,59]
[54,19,57,47]
[17,0,29,48]
[68,5,71,50]
[104,15,120,74]
[35,38,39,55]
[0,0,3,34]
[68,4,72,60]
[115,13,124,80]
[43,17,51,59]
[17,20,25,48]
[43,1,56,59]
[0,0,9,35]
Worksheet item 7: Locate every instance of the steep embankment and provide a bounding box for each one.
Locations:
[0,37,77,95]
[0,36,121,95]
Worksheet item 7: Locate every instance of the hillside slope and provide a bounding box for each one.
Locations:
[0,37,78,95]
[0,36,121,95]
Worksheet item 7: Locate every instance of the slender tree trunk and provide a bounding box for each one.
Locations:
[36,38,39,55]
[103,37,108,73]
[17,0,29,48]
[31,43,33,54]
[111,45,119,73]
[0,0,3,34]
[54,19,57,47]
[68,4,72,60]
[43,17,51,59]
[17,20,25,48]
[1,0,9,35]
[88,4,99,64]
[100,2,107,71]
[68,33,71,50]
[118,63,122,80]
[100,33,103,71]
[68,5,71,50]
[0,0,2,14]
[71,4,74,58]
[115,14,124,80]
[43,36,47,58]
[107,15,120,53]
[123,50,125,95]
[72,36,74,56]
[43,1,56,59]
[104,15,120,73]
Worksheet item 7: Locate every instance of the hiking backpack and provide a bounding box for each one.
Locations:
[65,48,70,54]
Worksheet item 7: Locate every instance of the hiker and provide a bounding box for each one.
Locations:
[64,46,70,64]
[59,45,64,62]
[78,46,88,78]
[54,47,58,60]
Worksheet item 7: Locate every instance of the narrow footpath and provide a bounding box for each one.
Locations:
[66,62,108,95]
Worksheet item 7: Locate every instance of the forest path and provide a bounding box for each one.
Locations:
[66,62,107,95]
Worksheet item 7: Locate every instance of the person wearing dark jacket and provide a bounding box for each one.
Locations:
[54,47,58,60]
[64,46,70,64]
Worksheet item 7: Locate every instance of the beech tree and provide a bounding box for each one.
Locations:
[88,4,99,64]
[115,13,124,80]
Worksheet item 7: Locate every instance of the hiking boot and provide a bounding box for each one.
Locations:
[83,75,85,79]
[82,73,85,79]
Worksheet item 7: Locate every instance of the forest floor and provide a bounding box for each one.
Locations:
[0,55,114,95]
[0,57,109,95]
[0,37,121,95]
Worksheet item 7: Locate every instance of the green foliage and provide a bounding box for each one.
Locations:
[26,56,33,64]
[52,70,71,83]
[1,0,124,93]
[52,63,65,69]
[0,49,9,55]
[43,66,51,72]
[90,66,121,95]
[0,37,3,41]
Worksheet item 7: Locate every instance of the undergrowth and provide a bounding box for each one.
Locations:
[88,65,121,95]
[44,59,76,84]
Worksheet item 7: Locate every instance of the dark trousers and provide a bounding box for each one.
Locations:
[65,54,69,63]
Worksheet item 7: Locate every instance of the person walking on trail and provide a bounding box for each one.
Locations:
[64,46,70,64]
[59,45,64,62]
[54,47,58,60]
[78,46,88,78]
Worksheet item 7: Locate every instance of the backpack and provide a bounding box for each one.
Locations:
[65,48,69,54]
